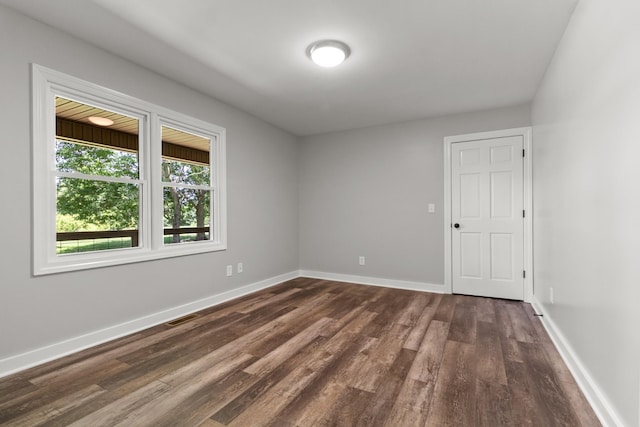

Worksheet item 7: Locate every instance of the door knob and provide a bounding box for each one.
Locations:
[453,223,460,229]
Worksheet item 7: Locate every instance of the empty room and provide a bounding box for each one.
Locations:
[0,0,638,426]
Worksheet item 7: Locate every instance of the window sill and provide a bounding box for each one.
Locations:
[33,242,227,276]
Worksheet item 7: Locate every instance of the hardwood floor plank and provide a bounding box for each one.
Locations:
[236,287,302,314]
[384,378,432,427]
[197,419,226,427]
[475,379,514,427]
[362,287,395,314]
[0,376,36,406]
[360,289,414,338]
[396,293,430,326]
[322,386,375,426]
[318,304,367,337]
[0,279,600,426]
[145,357,261,427]
[352,347,417,426]
[403,305,437,351]
[321,289,370,320]
[494,300,517,339]
[268,277,310,292]
[518,341,583,426]
[407,320,450,382]
[2,384,105,427]
[455,294,478,305]
[28,357,130,387]
[271,380,349,426]
[426,341,477,427]
[239,303,336,358]
[476,297,496,323]
[226,304,298,334]
[10,331,149,382]
[103,352,255,427]
[476,320,508,385]
[433,293,456,322]
[208,292,277,314]
[221,359,330,426]
[155,296,334,389]
[447,300,477,344]
[113,317,242,370]
[525,311,602,426]
[315,310,379,356]
[100,336,233,392]
[553,371,601,426]
[39,361,247,427]
[243,317,334,376]
[503,358,541,426]
[271,332,396,426]
[67,380,172,427]
[334,336,379,386]
[0,359,129,423]
[23,301,249,389]
[504,302,538,343]
[212,310,378,425]
[347,323,411,392]
[495,300,523,363]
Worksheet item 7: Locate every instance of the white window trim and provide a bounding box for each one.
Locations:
[32,64,227,276]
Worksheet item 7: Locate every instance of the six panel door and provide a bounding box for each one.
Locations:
[451,136,524,300]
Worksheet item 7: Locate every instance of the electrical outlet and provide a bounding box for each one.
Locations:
[237,262,243,273]
[428,203,435,213]
[359,256,365,266]
[549,287,554,304]
[226,265,233,277]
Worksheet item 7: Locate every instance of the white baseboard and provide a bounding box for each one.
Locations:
[298,270,446,294]
[531,297,623,427]
[0,270,298,379]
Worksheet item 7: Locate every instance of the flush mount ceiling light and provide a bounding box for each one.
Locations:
[88,116,114,127]
[306,40,351,68]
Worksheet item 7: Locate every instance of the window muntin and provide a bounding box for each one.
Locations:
[33,65,227,275]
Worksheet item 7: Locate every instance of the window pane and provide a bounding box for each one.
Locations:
[56,177,139,254]
[55,96,139,178]
[161,125,210,184]
[56,140,139,179]
[161,159,210,185]
[163,187,211,244]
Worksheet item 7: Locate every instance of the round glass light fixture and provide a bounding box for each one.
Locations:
[306,40,351,68]
[88,116,114,127]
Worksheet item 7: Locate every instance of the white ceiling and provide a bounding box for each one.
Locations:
[1,0,577,136]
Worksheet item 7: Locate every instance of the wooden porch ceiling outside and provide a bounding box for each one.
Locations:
[55,97,210,165]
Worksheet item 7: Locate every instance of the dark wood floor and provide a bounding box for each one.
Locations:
[0,278,600,426]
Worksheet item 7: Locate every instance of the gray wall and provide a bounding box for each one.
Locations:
[299,105,531,285]
[0,6,299,360]
[531,0,640,425]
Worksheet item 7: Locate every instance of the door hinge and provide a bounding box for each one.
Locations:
[523,270,526,278]
[523,210,525,218]
[522,149,525,157]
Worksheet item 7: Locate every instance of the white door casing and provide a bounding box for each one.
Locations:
[444,128,532,301]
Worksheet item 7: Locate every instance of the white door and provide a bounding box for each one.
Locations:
[451,136,524,300]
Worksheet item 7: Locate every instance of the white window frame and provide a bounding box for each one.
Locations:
[32,64,227,275]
